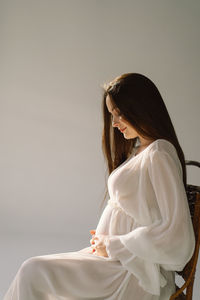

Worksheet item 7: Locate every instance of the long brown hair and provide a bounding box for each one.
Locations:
[101,73,187,208]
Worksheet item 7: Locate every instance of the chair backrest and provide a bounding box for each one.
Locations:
[170,160,200,300]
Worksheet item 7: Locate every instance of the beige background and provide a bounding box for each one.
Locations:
[0,0,199,298]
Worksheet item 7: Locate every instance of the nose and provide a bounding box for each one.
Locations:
[111,115,121,127]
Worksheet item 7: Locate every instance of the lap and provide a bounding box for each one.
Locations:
[16,247,126,299]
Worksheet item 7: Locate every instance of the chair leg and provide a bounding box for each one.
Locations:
[185,280,194,300]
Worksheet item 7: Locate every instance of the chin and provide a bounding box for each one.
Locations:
[123,133,131,139]
[124,134,137,140]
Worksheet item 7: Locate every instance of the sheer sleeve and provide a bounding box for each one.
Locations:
[104,149,195,295]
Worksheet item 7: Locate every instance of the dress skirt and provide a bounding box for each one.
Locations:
[3,246,173,300]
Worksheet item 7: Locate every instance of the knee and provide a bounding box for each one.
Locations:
[18,256,43,281]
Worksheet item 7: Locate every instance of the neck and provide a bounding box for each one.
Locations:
[135,136,154,155]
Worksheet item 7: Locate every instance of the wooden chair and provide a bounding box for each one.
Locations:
[170,160,200,300]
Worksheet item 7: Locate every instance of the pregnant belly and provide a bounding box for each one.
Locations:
[95,200,134,236]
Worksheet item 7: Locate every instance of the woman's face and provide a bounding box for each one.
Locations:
[106,95,139,140]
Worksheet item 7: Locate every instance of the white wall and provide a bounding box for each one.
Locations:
[0,0,199,298]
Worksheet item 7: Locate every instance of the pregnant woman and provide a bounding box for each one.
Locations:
[3,73,195,300]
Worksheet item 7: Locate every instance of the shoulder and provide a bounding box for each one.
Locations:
[147,139,182,176]
[148,139,177,155]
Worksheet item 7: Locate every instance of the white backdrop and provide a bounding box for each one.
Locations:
[0,0,199,298]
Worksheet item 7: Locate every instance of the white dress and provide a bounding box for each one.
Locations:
[3,139,195,300]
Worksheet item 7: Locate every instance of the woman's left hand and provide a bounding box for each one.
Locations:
[90,233,108,257]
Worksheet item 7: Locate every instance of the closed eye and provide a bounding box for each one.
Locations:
[110,112,123,121]
[112,107,121,116]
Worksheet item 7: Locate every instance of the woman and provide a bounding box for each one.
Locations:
[3,73,195,300]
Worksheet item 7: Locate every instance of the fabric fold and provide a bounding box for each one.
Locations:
[104,235,167,295]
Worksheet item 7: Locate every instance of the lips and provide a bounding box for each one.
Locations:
[120,127,127,132]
